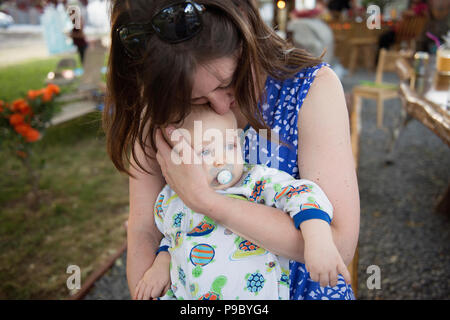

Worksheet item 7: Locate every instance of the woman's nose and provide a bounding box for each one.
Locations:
[208,91,234,115]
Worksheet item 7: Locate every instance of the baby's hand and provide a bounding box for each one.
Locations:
[301,220,351,288]
[134,251,171,300]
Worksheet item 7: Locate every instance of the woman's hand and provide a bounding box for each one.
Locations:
[155,128,215,213]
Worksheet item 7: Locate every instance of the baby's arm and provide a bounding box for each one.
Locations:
[277,179,351,287]
[134,245,171,300]
[299,218,351,287]
[249,166,351,287]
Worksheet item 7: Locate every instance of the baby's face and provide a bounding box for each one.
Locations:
[168,108,244,190]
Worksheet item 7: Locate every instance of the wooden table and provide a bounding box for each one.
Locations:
[389,59,449,150]
[387,57,450,214]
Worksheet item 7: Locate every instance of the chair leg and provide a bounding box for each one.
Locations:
[376,98,384,129]
[385,107,413,164]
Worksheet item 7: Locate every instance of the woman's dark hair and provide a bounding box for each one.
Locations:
[103,0,322,176]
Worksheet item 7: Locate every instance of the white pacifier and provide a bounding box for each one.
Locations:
[217,169,233,185]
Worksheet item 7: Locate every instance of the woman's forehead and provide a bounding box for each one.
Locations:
[191,57,237,100]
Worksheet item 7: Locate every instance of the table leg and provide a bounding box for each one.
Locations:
[385,106,413,164]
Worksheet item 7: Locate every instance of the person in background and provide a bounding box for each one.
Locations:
[70,19,88,65]
[376,0,429,59]
[327,0,351,20]
[419,0,449,52]
[287,6,335,63]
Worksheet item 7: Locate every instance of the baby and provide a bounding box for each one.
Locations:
[135,106,350,300]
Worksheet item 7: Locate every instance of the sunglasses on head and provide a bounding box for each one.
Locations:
[117,0,206,59]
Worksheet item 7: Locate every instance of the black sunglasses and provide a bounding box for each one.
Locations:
[117,0,206,59]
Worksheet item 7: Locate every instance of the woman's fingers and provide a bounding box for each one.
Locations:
[339,262,352,285]
[155,128,190,165]
[155,129,171,159]
[319,272,330,288]
[329,270,338,288]
[163,282,171,296]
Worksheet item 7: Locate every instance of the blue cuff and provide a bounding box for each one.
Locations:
[156,245,169,255]
[293,209,332,229]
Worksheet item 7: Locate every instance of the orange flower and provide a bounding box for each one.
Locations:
[0,100,4,113]
[41,88,53,102]
[27,90,41,100]
[9,113,24,126]
[14,123,31,136]
[12,99,26,112]
[24,127,40,142]
[18,103,32,116]
[46,84,61,95]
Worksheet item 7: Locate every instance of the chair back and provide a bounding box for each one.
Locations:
[395,16,427,49]
[375,48,388,84]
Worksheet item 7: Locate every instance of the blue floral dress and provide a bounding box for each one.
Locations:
[242,63,355,300]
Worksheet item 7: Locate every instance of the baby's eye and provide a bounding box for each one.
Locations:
[200,149,211,157]
[225,143,236,151]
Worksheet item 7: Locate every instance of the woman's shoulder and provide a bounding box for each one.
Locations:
[299,64,347,124]
[267,62,329,87]
[265,62,331,99]
[308,65,343,90]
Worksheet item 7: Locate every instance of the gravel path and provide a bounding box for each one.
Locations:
[84,70,450,300]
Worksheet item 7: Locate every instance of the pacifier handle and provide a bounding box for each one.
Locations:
[217,169,233,185]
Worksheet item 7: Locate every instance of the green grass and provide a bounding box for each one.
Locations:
[0,57,60,101]
[0,57,129,299]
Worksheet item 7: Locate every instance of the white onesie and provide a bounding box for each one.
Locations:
[154,163,333,300]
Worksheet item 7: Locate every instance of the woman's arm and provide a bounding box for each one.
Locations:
[200,67,360,264]
[155,129,306,262]
[127,139,166,298]
[297,66,360,265]
[155,66,359,265]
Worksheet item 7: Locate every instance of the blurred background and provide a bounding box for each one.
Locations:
[0,0,448,300]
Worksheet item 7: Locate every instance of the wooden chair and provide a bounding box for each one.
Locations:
[347,22,380,74]
[352,48,399,129]
[393,16,427,51]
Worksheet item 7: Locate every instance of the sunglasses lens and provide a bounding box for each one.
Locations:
[152,3,202,43]
[119,25,149,58]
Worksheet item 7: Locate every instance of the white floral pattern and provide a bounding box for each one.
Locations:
[243,63,355,300]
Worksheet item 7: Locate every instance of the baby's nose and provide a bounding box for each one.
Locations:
[213,158,225,167]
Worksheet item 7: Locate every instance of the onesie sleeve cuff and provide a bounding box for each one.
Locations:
[293,209,332,229]
[155,245,169,255]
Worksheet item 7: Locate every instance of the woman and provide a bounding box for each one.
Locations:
[104,0,359,300]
